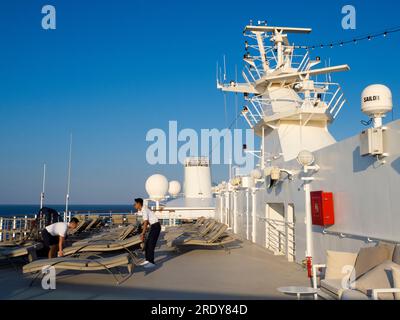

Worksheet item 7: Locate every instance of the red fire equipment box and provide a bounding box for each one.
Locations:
[310,191,335,226]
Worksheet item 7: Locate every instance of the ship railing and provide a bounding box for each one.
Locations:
[325,84,346,120]
[0,216,36,243]
[278,81,346,121]
[257,217,295,261]
[184,157,210,167]
[243,30,309,75]
[320,229,400,245]
[244,96,303,127]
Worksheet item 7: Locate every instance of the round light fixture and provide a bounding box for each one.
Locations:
[297,150,315,167]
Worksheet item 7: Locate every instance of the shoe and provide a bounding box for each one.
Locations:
[138,260,149,266]
[143,262,156,269]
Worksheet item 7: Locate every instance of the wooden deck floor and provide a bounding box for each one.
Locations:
[0,235,310,300]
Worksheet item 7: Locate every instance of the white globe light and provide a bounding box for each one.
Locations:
[168,180,181,196]
[297,150,315,166]
[250,169,262,179]
[145,174,169,200]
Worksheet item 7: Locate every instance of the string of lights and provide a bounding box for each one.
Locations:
[293,25,400,50]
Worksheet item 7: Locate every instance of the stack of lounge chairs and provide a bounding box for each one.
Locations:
[66,215,108,241]
[165,218,236,250]
[111,214,138,226]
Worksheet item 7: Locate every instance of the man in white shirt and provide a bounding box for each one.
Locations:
[134,198,161,269]
[41,217,79,258]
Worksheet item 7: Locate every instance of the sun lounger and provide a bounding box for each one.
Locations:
[23,253,133,285]
[0,242,43,262]
[169,222,237,250]
[175,233,237,247]
[63,235,142,257]
[68,218,93,236]
[70,224,137,247]
[165,217,206,233]
[111,214,124,225]
[125,215,137,225]
[165,218,216,241]
[84,216,102,230]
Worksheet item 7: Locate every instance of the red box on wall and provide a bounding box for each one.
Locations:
[310,191,335,226]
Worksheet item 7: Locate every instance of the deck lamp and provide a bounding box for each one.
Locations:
[297,150,314,167]
[297,150,319,278]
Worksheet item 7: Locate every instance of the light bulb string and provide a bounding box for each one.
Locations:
[292,25,400,50]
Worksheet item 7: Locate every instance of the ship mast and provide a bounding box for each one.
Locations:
[217,22,350,161]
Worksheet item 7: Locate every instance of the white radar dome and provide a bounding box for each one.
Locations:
[145,174,169,200]
[250,169,262,179]
[168,180,181,196]
[361,84,392,117]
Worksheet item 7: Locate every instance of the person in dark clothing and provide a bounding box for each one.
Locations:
[134,198,161,268]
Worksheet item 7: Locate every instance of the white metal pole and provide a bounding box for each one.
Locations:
[246,189,250,240]
[373,116,383,128]
[304,180,313,258]
[65,134,73,220]
[12,216,16,239]
[224,191,229,225]
[233,191,238,233]
[0,217,3,242]
[40,163,46,209]
[219,194,223,222]
[261,126,265,170]
[251,188,257,243]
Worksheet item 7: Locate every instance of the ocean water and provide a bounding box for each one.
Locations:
[0,204,135,217]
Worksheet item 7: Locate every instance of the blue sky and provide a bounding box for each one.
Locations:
[0,0,399,204]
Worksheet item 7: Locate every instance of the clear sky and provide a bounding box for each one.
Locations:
[0,0,399,204]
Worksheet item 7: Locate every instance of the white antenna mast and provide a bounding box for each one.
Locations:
[65,134,73,221]
[223,55,227,81]
[40,163,46,209]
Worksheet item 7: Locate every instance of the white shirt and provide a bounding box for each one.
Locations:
[140,206,158,225]
[45,222,68,237]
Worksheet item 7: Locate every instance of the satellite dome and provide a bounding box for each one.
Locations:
[145,174,169,200]
[250,169,262,179]
[168,180,181,196]
[361,84,392,117]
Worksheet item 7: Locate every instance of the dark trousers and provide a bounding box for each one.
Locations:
[145,222,161,264]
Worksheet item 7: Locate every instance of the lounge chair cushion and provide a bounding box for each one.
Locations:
[354,260,396,300]
[392,245,400,264]
[320,278,345,298]
[325,250,358,280]
[64,235,141,255]
[23,253,130,273]
[353,243,395,279]
[340,289,368,300]
[391,264,400,300]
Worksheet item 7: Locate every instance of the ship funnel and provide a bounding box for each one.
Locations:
[361,84,393,128]
[184,157,212,198]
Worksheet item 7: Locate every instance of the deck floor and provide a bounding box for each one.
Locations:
[0,235,310,300]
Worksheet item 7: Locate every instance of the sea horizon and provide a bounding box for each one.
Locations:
[0,204,136,216]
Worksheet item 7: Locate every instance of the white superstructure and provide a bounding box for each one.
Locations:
[213,22,400,269]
